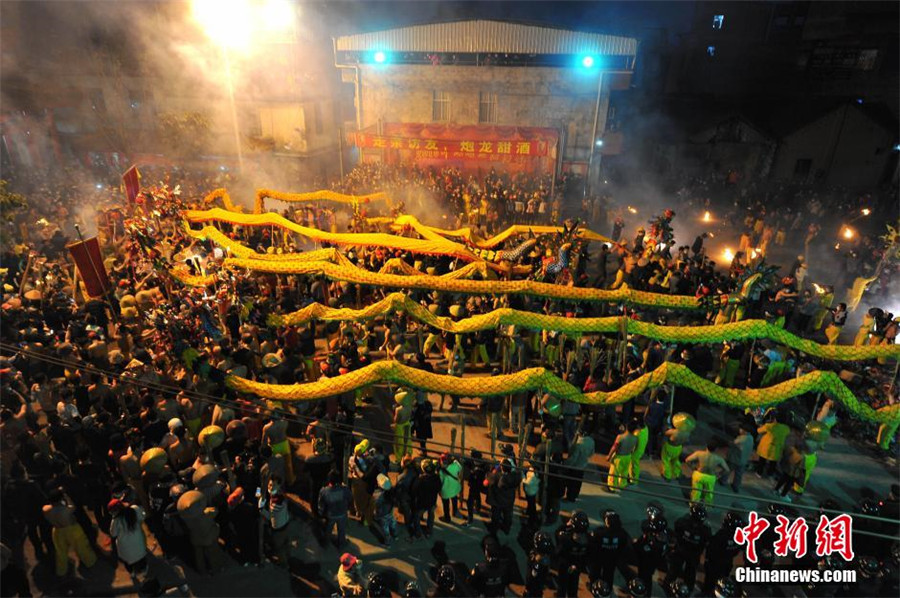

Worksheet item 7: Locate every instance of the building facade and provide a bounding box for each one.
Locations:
[0,1,342,183]
[333,20,637,191]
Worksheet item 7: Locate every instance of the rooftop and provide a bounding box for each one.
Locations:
[334,19,638,58]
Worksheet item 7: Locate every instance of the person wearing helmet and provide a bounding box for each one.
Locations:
[684,440,730,505]
[403,580,422,598]
[854,496,883,557]
[607,422,638,491]
[555,511,591,597]
[701,511,744,594]
[486,458,521,535]
[525,531,555,597]
[429,563,464,598]
[663,503,711,595]
[366,571,390,598]
[590,578,612,597]
[632,508,669,592]
[713,576,739,598]
[589,509,632,589]
[468,536,510,597]
[627,577,648,597]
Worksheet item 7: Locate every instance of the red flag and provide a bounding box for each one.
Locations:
[67,237,110,298]
[122,165,141,204]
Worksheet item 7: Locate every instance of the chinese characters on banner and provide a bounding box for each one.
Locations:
[354,133,548,163]
[734,511,854,564]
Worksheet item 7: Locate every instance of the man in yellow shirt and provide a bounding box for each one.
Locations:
[685,441,730,504]
[755,412,790,478]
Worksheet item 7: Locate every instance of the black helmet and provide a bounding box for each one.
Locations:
[483,536,502,562]
[891,543,900,566]
[723,510,745,531]
[590,578,611,597]
[715,576,738,598]
[689,502,707,522]
[857,556,881,579]
[767,503,786,517]
[571,510,590,533]
[628,577,648,597]
[648,514,668,532]
[366,572,388,597]
[533,531,553,554]
[403,581,421,597]
[603,509,621,529]
[669,580,691,598]
[436,565,455,589]
[646,501,665,520]
[758,548,775,566]
[858,498,880,516]
[818,555,844,572]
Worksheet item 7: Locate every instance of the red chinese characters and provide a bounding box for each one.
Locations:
[773,515,808,559]
[815,514,854,561]
[733,511,770,564]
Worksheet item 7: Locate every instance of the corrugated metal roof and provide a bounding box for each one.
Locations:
[335,20,637,57]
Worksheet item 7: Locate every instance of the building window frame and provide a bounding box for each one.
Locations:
[478,91,498,124]
[432,90,451,122]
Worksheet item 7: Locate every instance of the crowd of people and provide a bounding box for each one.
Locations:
[0,161,897,597]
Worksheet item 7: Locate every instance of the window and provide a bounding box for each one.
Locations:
[478,92,497,124]
[707,46,716,57]
[712,14,725,29]
[313,102,323,135]
[432,90,451,122]
[793,159,812,178]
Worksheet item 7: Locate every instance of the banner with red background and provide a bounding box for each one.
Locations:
[354,123,558,173]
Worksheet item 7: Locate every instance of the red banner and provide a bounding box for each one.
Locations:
[67,237,111,298]
[354,133,548,158]
[122,165,141,204]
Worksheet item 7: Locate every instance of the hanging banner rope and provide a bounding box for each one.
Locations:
[226,361,900,426]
